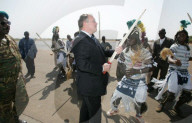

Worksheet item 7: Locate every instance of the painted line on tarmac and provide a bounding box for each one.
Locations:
[52,97,72,116]
[29,87,46,98]
[23,113,43,123]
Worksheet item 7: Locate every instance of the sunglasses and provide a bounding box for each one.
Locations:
[0,21,11,26]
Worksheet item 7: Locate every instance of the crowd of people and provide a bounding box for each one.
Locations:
[0,11,192,123]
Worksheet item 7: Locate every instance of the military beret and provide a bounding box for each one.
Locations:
[0,11,9,19]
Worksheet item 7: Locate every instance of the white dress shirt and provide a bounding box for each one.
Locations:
[81,30,92,37]
[160,38,165,46]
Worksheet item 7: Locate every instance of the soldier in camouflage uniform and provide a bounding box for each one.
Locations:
[0,11,29,123]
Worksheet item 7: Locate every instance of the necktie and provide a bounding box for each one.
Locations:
[91,35,99,45]
[91,35,104,55]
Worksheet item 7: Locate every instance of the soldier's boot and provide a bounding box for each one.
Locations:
[156,91,175,112]
[14,114,27,123]
[174,90,192,118]
[13,106,28,123]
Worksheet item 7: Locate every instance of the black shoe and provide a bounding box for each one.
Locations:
[30,75,35,78]
[25,73,30,78]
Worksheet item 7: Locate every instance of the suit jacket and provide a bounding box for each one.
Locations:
[152,37,173,64]
[71,31,114,96]
[19,38,37,59]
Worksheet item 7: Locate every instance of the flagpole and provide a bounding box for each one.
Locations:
[98,11,101,42]
[187,13,192,23]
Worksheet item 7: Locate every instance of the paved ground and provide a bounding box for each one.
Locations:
[19,41,192,123]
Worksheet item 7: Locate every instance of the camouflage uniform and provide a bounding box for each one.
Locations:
[0,35,29,123]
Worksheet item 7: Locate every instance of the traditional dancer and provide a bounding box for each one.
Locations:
[107,20,152,122]
[155,20,192,118]
[51,26,59,48]
[52,26,60,67]
[54,38,67,78]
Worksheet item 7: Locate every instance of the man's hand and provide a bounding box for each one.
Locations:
[115,46,123,55]
[174,59,182,66]
[103,63,111,72]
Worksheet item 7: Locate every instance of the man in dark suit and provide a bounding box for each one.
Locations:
[71,14,122,123]
[148,28,174,92]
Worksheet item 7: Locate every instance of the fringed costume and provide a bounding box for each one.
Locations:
[108,20,152,121]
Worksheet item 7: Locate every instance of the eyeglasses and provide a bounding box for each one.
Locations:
[0,21,11,26]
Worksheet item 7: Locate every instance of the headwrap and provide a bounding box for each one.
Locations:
[52,26,59,34]
[0,11,9,19]
[174,20,190,48]
[127,19,146,42]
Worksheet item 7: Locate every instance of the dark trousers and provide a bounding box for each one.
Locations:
[80,96,101,123]
[24,56,35,75]
[151,61,169,80]
[148,61,168,91]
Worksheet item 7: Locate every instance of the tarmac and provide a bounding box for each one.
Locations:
[19,40,192,123]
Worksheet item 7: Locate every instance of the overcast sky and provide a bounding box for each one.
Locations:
[0,0,192,40]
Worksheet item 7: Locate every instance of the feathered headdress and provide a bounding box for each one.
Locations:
[127,19,146,42]
[126,20,147,66]
[180,20,191,30]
